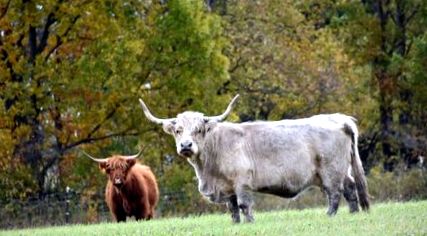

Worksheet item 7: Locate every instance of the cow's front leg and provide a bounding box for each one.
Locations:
[226,195,241,223]
[236,189,254,223]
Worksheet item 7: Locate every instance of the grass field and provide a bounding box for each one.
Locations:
[2,201,426,236]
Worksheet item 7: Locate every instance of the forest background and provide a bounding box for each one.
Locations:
[1,0,426,223]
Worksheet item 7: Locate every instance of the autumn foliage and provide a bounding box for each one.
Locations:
[1,0,426,211]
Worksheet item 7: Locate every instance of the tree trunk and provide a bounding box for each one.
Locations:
[375,67,397,171]
[12,115,61,197]
[394,0,414,127]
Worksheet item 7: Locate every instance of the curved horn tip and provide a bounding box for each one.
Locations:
[225,94,240,109]
[124,148,144,160]
[205,94,240,122]
[135,147,145,158]
[228,94,240,106]
[138,98,166,125]
[81,150,108,163]
[138,98,150,111]
[138,98,146,106]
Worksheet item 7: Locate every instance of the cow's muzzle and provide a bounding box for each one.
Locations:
[179,141,194,157]
[113,178,123,188]
[179,148,194,157]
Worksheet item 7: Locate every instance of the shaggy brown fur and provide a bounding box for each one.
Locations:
[99,155,159,222]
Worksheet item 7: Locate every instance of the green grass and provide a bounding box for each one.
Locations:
[2,201,426,236]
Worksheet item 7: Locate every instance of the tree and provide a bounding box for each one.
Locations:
[326,0,427,170]
[0,0,154,197]
[0,0,230,199]
[216,0,374,124]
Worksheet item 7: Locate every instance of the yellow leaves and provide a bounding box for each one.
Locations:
[13,125,33,142]
[223,0,379,122]
[125,40,145,56]
[0,130,15,159]
[58,1,80,16]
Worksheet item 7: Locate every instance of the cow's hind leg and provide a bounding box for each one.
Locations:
[321,173,344,216]
[148,206,156,220]
[319,161,346,216]
[142,204,154,220]
[343,176,359,213]
[236,189,254,223]
[227,195,241,223]
[325,187,342,216]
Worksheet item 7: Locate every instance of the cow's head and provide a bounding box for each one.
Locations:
[138,95,239,158]
[82,150,143,189]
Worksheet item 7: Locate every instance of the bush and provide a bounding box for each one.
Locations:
[367,165,427,202]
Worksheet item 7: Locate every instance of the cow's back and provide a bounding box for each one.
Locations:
[207,116,353,195]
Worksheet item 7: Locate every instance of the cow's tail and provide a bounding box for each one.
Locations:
[345,117,370,211]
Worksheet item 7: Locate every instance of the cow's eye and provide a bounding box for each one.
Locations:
[197,128,202,134]
[175,129,182,135]
[105,168,111,174]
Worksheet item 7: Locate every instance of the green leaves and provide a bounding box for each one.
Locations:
[223,1,374,121]
[147,0,228,102]
[1,0,426,203]
[325,0,427,167]
[0,0,231,199]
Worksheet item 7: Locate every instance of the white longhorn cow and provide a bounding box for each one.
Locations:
[139,95,369,223]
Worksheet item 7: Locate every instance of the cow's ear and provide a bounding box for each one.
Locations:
[163,121,175,135]
[126,158,136,167]
[99,162,107,170]
[205,120,217,133]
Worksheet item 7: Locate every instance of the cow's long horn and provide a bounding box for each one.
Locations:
[139,98,175,125]
[205,94,240,122]
[123,147,145,160]
[81,151,108,163]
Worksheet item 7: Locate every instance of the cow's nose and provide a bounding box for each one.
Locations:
[114,178,123,187]
[181,141,192,149]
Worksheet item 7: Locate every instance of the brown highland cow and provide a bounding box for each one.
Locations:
[83,149,159,222]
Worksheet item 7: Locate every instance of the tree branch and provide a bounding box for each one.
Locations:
[44,35,62,62]
[65,98,130,151]
[86,103,120,139]
[0,0,10,20]
[229,56,242,73]
[29,25,37,63]
[44,15,80,62]
[16,33,25,50]
[37,13,56,54]
[406,39,413,57]
[64,129,150,152]
[1,48,23,110]
[406,5,419,24]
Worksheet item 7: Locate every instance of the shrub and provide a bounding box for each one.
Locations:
[366,165,427,202]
